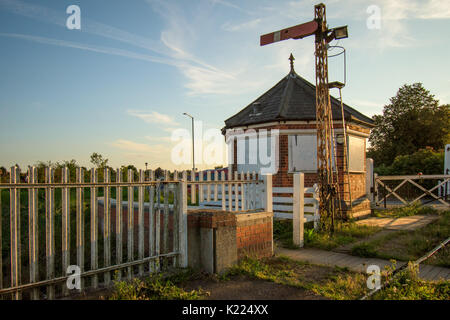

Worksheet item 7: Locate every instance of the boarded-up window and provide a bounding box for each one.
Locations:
[288,135,317,172]
[348,135,365,172]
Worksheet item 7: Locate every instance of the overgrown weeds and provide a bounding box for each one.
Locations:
[373,203,439,218]
[109,269,208,300]
[373,262,450,300]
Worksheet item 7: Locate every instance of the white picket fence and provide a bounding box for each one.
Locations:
[189,170,267,211]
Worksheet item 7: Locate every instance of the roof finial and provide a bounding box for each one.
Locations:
[289,53,295,72]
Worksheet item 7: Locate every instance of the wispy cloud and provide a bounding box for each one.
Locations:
[147,0,272,95]
[0,0,169,57]
[209,0,250,14]
[110,139,154,152]
[145,135,173,143]
[0,33,181,66]
[222,18,262,32]
[127,110,179,126]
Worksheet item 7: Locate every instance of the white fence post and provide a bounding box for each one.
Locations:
[190,170,196,204]
[263,174,273,212]
[293,173,305,247]
[366,158,374,197]
[264,174,273,255]
[221,171,226,211]
[313,183,320,230]
[178,177,188,268]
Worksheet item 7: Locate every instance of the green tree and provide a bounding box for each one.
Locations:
[368,83,450,166]
[90,152,109,168]
[154,167,164,179]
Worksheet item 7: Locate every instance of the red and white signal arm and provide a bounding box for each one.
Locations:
[260,20,318,46]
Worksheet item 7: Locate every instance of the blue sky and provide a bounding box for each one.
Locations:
[0,0,449,170]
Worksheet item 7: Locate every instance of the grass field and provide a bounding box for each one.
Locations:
[273,219,381,250]
[351,211,450,267]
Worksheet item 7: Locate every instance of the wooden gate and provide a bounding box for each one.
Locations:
[373,174,450,208]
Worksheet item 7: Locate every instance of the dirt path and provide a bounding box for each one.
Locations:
[354,215,439,231]
[184,275,327,300]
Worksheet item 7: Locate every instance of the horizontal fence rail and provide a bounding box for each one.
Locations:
[0,166,188,300]
[374,174,450,208]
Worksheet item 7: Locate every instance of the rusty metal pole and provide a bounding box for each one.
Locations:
[314,3,338,233]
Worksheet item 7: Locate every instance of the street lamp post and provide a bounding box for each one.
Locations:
[182,112,195,173]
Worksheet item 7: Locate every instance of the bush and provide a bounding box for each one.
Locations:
[110,270,206,300]
[374,148,444,176]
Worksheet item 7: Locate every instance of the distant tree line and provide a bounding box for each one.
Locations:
[0,153,168,183]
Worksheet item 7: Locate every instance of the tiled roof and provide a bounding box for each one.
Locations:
[224,70,375,129]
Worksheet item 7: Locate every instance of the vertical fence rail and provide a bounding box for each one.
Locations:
[138,170,144,276]
[127,169,134,279]
[173,172,180,267]
[206,171,211,203]
[251,171,257,210]
[115,168,123,279]
[190,170,196,204]
[148,170,155,273]
[163,171,169,263]
[178,177,188,268]
[221,171,226,211]
[214,171,218,202]
[241,172,246,211]
[61,167,70,296]
[104,168,111,285]
[9,166,21,300]
[90,168,98,288]
[227,170,232,211]
[45,167,55,299]
[28,167,39,299]
[234,171,239,211]
[199,171,204,203]
[155,174,161,272]
[76,168,85,290]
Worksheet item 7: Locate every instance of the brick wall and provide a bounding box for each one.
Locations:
[236,212,273,259]
[187,210,273,273]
